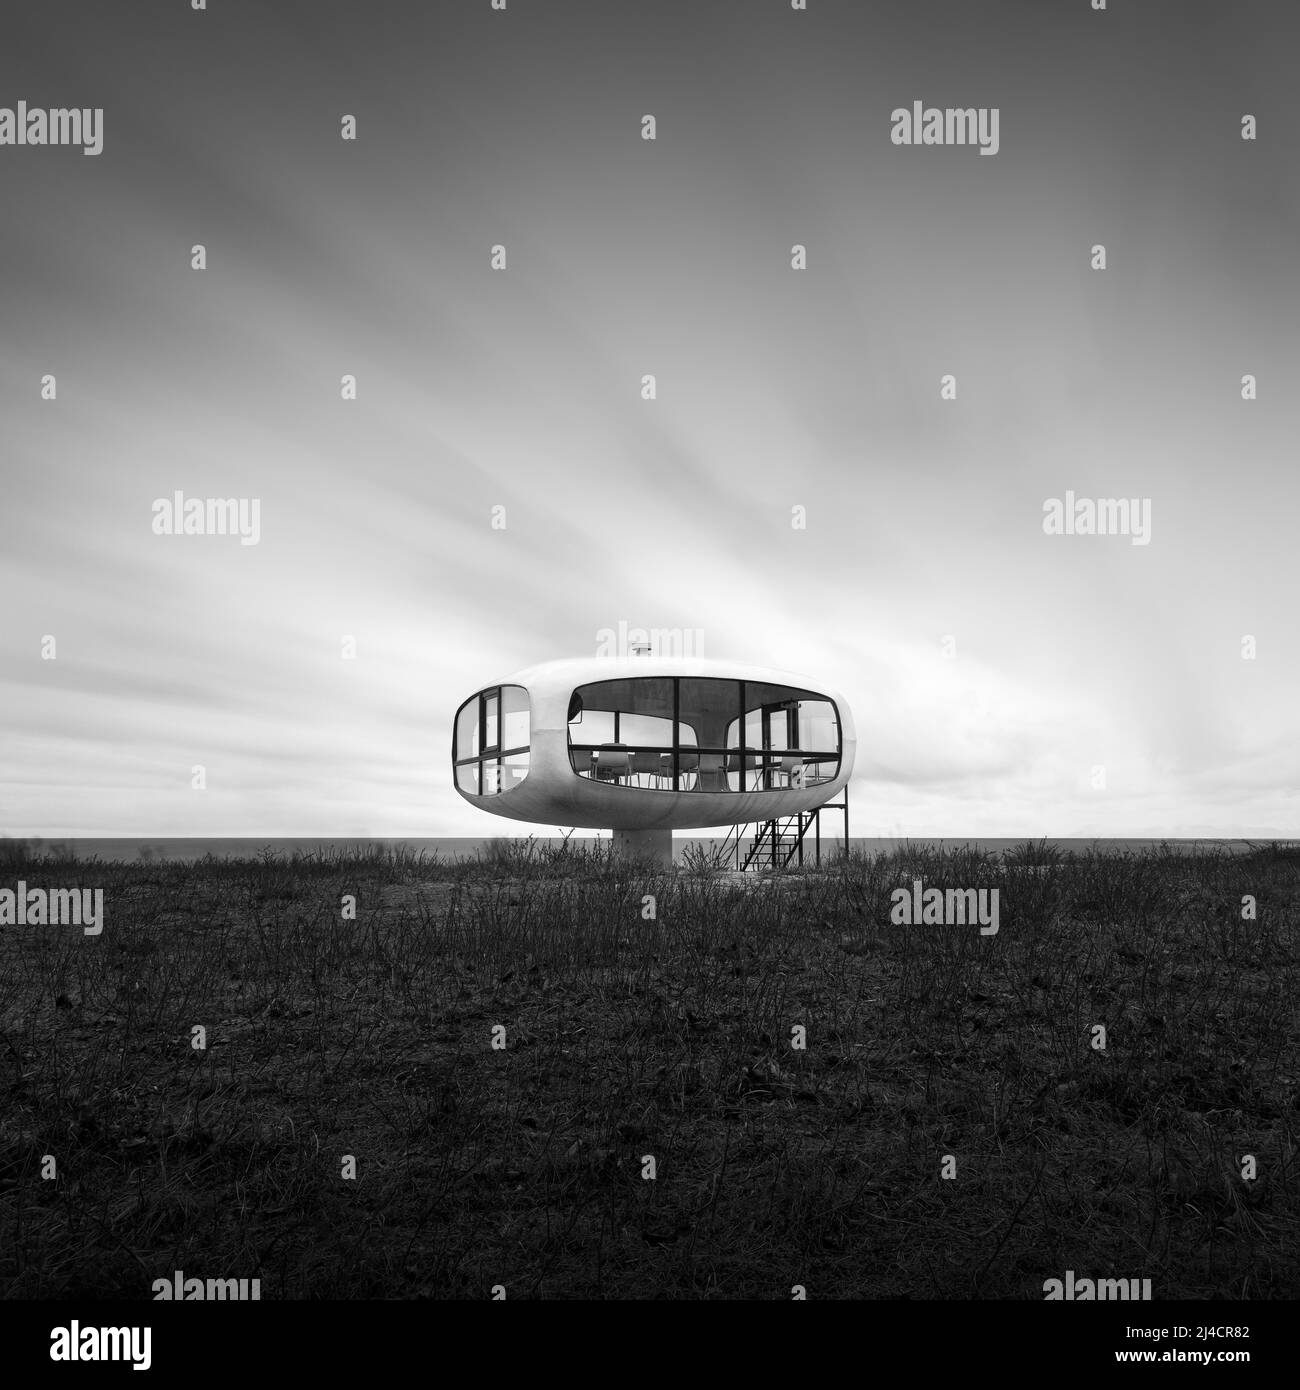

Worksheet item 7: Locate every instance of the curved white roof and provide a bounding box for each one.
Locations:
[502,655,848,695]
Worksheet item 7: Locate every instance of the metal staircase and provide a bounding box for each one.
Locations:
[742,812,813,871]
[711,787,849,872]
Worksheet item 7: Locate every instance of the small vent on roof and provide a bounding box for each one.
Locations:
[630,642,652,657]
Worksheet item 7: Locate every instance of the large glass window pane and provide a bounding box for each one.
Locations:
[765,708,794,753]
[501,685,529,751]
[743,682,817,715]
[569,708,615,744]
[726,750,761,792]
[562,677,834,793]
[455,697,479,761]
[455,684,531,796]
[619,712,674,747]
[801,756,838,785]
[677,678,741,750]
[743,707,762,751]
[569,679,677,785]
[797,700,839,753]
[575,677,675,722]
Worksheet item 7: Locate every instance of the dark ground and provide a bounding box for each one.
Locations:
[1,839,1296,1299]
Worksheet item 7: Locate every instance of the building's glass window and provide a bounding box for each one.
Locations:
[501,685,529,751]
[455,698,479,762]
[567,676,839,792]
[453,685,530,795]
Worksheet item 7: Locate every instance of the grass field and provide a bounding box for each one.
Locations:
[1,838,1297,1299]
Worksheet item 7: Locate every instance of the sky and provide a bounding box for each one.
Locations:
[2,0,1297,839]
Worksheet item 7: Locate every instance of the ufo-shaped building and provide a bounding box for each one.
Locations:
[452,656,855,865]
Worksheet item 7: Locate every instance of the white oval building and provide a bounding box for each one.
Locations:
[452,656,855,864]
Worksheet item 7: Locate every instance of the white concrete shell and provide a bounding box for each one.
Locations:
[453,656,856,831]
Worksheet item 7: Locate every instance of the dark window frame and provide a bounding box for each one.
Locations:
[453,685,530,796]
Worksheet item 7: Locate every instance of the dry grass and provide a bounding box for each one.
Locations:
[0,838,1297,1299]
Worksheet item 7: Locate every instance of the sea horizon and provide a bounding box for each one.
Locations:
[1,835,1290,865]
